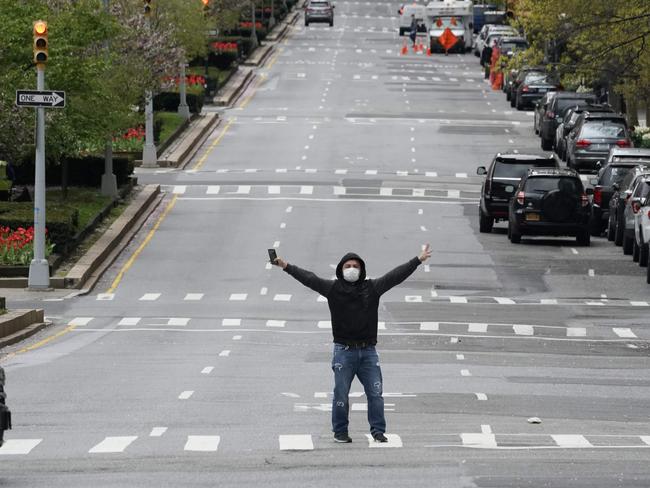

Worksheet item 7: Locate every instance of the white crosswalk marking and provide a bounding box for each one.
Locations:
[420,322,439,331]
[184,435,221,452]
[300,186,314,194]
[89,436,138,454]
[118,317,141,326]
[468,323,488,333]
[378,321,386,330]
[235,185,251,194]
[540,299,558,305]
[0,439,42,455]
[513,325,534,336]
[266,320,286,328]
[447,190,460,198]
[69,317,93,326]
[495,297,516,305]
[173,186,187,195]
[425,171,438,177]
[279,435,314,451]
[96,293,114,301]
[380,188,393,196]
[631,301,649,306]
[139,293,161,301]
[150,427,167,437]
[318,321,332,329]
[179,391,194,400]
[613,328,637,338]
[461,433,496,448]
[184,293,204,301]
[274,294,292,301]
[333,186,346,195]
[475,393,488,401]
[222,318,241,326]
[405,295,423,302]
[229,294,248,301]
[450,296,468,304]
[551,435,592,448]
[567,327,586,337]
[206,186,221,195]
[268,185,281,194]
[367,434,402,448]
[167,318,190,326]
[219,350,231,357]
[201,367,214,374]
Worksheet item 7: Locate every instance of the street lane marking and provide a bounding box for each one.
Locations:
[378,321,386,330]
[456,354,465,360]
[167,318,190,326]
[235,185,251,194]
[631,301,649,306]
[260,287,268,296]
[118,317,141,326]
[279,435,314,451]
[173,186,186,195]
[540,299,558,305]
[69,317,93,326]
[318,321,332,328]
[201,367,214,374]
[222,319,241,326]
[193,119,234,171]
[274,294,292,301]
[267,320,286,328]
[567,327,587,337]
[552,435,592,448]
[405,295,423,302]
[184,293,204,301]
[461,433,496,448]
[233,335,242,340]
[475,393,488,401]
[513,325,534,336]
[150,427,167,437]
[219,350,231,357]
[179,391,194,400]
[481,425,492,434]
[494,297,516,305]
[184,436,221,452]
[268,186,281,194]
[89,436,138,454]
[450,296,467,304]
[206,185,221,195]
[300,186,314,194]
[0,439,42,455]
[461,369,471,376]
[380,188,393,196]
[139,293,161,301]
[96,293,114,301]
[229,294,248,301]
[420,322,439,331]
[468,323,488,333]
[613,328,637,338]
[367,434,402,448]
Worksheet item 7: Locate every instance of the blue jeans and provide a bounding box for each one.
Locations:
[331,344,385,435]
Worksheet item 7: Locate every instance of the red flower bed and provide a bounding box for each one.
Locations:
[239,21,263,29]
[0,226,53,265]
[211,41,239,53]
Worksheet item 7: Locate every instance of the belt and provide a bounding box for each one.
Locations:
[337,341,375,349]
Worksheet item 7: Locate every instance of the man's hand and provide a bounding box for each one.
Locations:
[419,244,432,263]
[273,257,288,269]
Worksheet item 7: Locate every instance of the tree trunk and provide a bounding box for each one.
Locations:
[61,159,68,200]
[628,97,639,127]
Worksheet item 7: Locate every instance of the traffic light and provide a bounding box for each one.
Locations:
[33,20,48,65]
[143,0,152,16]
[202,0,210,16]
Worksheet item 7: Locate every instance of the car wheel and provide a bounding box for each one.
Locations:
[614,214,624,246]
[399,28,404,36]
[541,137,553,151]
[510,95,516,108]
[623,234,634,255]
[640,243,649,267]
[479,209,494,233]
[509,223,521,243]
[506,90,511,101]
[606,216,616,241]
[633,239,641,262]
[576,230,590,246]
[329,21,333,27]
[305,21,309,26]
[516,97,523,111]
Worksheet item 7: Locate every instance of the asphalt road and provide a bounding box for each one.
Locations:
[2,2,650,487]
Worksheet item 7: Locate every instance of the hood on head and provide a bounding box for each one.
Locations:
[336,252,366,282]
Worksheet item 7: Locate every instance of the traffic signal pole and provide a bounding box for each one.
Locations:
[141,1,158,168]
[28,65,50,289]
[101,0,118,197]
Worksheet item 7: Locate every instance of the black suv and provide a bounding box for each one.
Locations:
[538,92,597,151]
[0,366,10,448]
[507,66,544,105]
[590,160,647,236]
[508,168,592,245]
[477,153,558,233]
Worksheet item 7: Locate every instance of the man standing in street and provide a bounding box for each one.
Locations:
[409,14,418,48]
[272,245,432,443]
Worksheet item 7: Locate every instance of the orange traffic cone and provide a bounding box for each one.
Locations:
[426,47,432,56]
[492,72,503,90]
[401,40,408,56]
[418,41,425,52]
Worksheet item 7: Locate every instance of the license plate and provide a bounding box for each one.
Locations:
[538,88,548,93]
[525,213,540,221]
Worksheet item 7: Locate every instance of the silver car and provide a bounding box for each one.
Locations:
[305,0,334,26]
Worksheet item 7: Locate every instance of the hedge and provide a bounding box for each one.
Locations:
[12,156,134,187]
[154,92,204,114]
[0,201,78,252]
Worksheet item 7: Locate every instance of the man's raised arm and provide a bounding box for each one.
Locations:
[372,244,432,296]
[273,257,334,298]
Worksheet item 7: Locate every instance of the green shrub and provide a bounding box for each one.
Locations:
[154,92,204,114]
[12,156,134,187]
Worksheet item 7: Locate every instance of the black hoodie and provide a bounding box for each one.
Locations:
[284,253,421,344]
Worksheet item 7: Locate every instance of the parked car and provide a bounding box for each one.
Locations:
[514,72,560,111]
[533,92,558,135]
[632,178,650,266]
[508,168,592,245]
[305,0,334,26]
[477,153,559,232]
[590,160,646,236]
[608,165,650,247]
[634,194,650,281]
[555,104,614,160]
[565,112,633,173]
[605,147,650,165]
[621,175,650,255]
[538,92,597,150]
[507,66,544,104]
[475,24,517,58]
[0,365,10,448]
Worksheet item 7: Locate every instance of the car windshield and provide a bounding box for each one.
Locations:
[310,1,329,6]
[556,98,596,114]
[633,180,650,198]
[612,155,650,162]
[494,161,555,178]
[501,41,527,52]
[581,122,627,139]
[524,177,581,193]
[433,17,463,28]
[524,73,548,83]
[601,166,633,186]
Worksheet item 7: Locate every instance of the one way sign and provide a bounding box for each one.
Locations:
[16,90,66,108]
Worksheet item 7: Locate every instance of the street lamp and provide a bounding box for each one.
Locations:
[269,0,276,29]
[250,1,258,50]
[141,0,158,168]
[101,0,118,197]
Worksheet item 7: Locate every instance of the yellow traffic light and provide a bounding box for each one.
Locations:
[202,0,210,15]
[144,0,152,16]
[33,20,48,65]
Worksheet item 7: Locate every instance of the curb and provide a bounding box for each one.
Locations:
[212,68,255,107]
[0,309,47,349]
[63,184,162,290]
[158,113,220,168]
[242,44,274,67]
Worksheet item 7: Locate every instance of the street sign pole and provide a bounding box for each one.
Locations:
[101,0,118,197]
[28,66,50,289]
[141,13,158,168]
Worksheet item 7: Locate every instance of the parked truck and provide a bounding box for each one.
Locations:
[426,0,474,53]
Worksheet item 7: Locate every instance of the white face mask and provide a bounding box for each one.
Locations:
[342,267,360,283]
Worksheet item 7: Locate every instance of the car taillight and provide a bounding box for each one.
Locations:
[545,111,555,119]
[516,191,525,205]
[647,209,650,218]
[522,85,529,92]
[633,201,642,213]
[581,193,589,207]
[616,139,631,147]
[593,186,602,205]
[576,139,592,148]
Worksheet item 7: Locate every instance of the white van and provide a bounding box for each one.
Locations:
[399,3,427,36]
[426,0,474,52]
